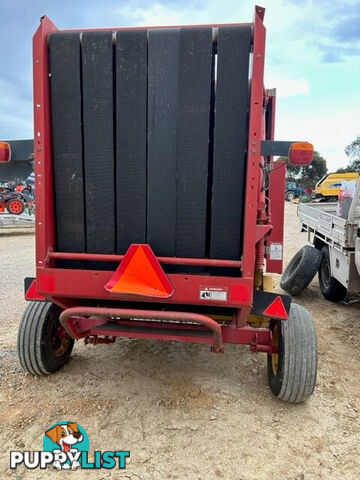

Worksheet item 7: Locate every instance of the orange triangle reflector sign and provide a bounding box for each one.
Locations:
[263,296,288,319]
[105,244,174,298]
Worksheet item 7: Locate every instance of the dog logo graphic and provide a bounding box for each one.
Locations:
[43,421,89,470]
[11,421,129,471]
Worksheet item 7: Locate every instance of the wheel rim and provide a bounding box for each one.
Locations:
[321,258,331,289]
[9,200,23,213]
[271,324,280,375]
[51,323,71,357]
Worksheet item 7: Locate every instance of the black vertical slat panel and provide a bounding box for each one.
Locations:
[210,26,251,260]
[82,31,115,253]
[115,30,147,253]
[49,33,85,252]
[176,28,213,258]
[147,28,180,256]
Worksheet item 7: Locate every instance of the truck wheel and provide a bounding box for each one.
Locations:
[318,246,347,301]
[6,198,25,215]
[280,245,322,296]
[17,301,74,375]
[267,303,317,403]
[285,191,295,201]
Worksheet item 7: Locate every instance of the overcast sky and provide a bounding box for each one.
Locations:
[1,0,359,171]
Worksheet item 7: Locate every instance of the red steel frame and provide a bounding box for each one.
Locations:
[31,6,286,353]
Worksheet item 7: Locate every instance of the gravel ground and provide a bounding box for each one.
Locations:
[0,203,359,479]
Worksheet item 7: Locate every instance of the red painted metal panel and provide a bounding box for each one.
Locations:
[36,267,253,308]
[263,90,286,274]
[241,7,267,279]
[37,273,56,292]
[266,159,286,273]
[33,17,57,269]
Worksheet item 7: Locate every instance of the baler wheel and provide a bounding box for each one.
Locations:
[267,303,317,403]
[17,301,74,375]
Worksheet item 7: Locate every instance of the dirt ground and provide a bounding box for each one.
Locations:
[0,202,359,480]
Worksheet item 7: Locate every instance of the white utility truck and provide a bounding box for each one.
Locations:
[281,181,360,301]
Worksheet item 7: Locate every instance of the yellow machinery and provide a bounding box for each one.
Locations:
[315,172,359,200]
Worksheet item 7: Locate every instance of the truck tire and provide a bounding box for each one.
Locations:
[280,245,322,296]
[17,301,74,375]
[267,303,317,403]
[318,246,347,301]
[285,191,295,201]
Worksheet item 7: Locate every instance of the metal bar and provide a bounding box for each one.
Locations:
[89,327,214,346]
[60,307,224,352]
[242,7,266,279]
[105,319,214,331]
[58,23,252,41]
[260,140,298,157]
[265,90,286,274]
[3,140,33,162]
[0,213,35,229]
[47,251,242,268]
[222,324,270,344]
[33,17,58,269]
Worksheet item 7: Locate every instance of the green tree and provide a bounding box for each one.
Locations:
[344,135,360,171]
[280,151,327,189]
[336,135,360,172]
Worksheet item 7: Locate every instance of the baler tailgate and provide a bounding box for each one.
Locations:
[48,25,252,263]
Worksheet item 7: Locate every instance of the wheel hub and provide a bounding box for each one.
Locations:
[51,324,71,357]
[9,201,23,213]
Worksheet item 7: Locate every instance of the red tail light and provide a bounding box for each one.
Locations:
[288,142,313,166]
[0,141,11,162]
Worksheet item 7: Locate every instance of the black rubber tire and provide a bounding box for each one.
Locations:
[17,301,74,375]
[280,245,322,296]
[6,198,25,215]
[267,303,317,403]
[318,246,347,301]
[285,191,295,201]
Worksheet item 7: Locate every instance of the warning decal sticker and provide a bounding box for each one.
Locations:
[199,286,228,301]
[269,243,283,260]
